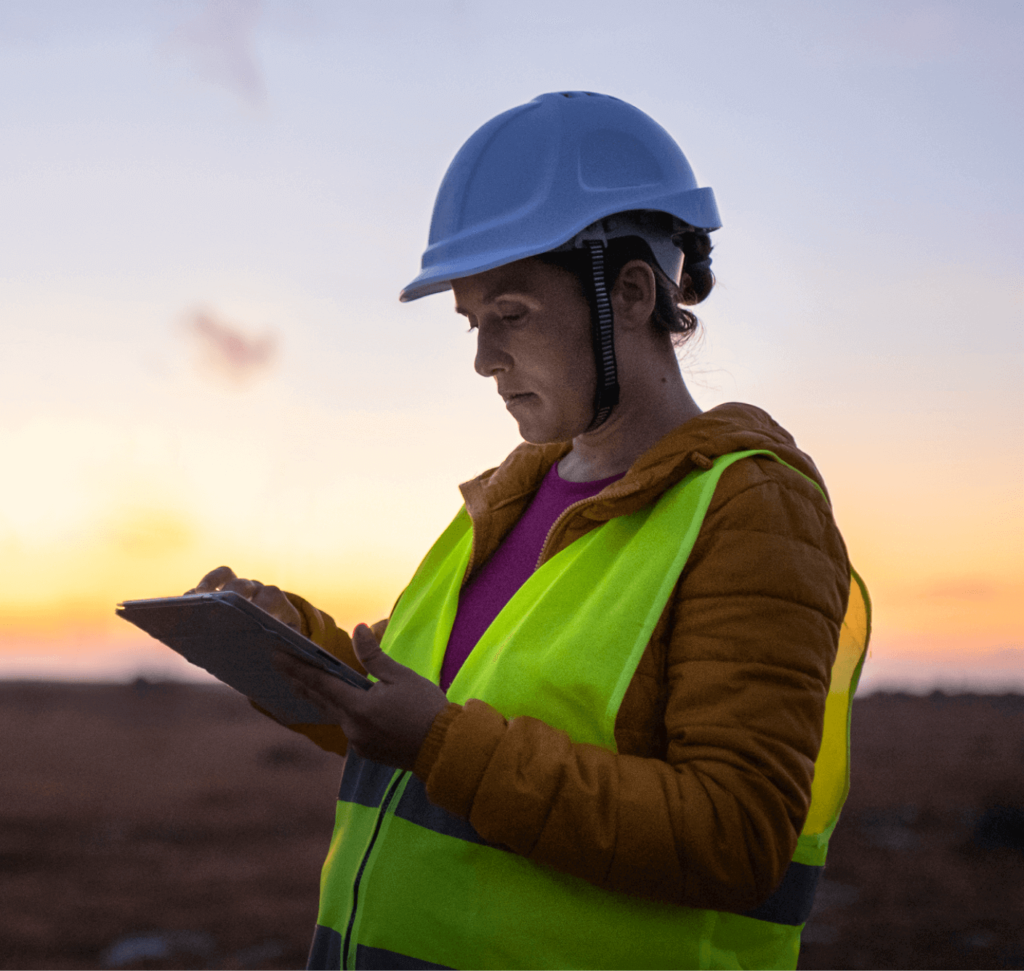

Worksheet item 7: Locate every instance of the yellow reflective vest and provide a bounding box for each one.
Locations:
[308,450,870,970]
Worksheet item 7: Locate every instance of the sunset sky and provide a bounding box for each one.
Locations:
[1,0,1021,693]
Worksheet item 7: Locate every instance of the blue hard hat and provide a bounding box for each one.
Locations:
[400,91,720,302]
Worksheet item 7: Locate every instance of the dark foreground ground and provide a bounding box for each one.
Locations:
[1,682,1022,970]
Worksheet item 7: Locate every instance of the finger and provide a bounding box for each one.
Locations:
[251,584,302,630]
[274,650,360,713]
[274,651,328,706]
[352,624,402,682]
[273,649,322,684]
[222,577,262,601]
[193,565,237,594]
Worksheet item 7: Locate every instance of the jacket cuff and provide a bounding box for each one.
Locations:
[413,702,463,782]
[420,699,509,819]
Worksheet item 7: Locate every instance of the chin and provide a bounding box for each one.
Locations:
[515,417,581,446]
[507,397,590,445]
[520,431,572,446]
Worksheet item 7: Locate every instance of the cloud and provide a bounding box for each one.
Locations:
[183,308,277,386]
[165,0,265,106]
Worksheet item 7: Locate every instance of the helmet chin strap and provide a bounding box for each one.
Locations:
[583,240,619,431]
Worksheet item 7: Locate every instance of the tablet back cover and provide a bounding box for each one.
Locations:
[118,596,337,726]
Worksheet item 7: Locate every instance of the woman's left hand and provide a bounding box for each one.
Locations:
[274,624,450,771]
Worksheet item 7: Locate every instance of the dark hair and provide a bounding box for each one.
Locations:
[534,231,715,346]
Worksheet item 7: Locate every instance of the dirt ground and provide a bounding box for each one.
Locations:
[1,681,1022,970]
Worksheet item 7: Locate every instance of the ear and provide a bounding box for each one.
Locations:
[611,259,657,331]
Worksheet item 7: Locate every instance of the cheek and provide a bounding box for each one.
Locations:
[510,300,593,396]
[540,341,596,423]
[527,334,591,390]
[561,325,596,388]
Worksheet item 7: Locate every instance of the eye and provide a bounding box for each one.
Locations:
[465,306,527,333]
[493,298,529,324]
[498,306,528,324]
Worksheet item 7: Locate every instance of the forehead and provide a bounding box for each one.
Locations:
[451,258,575,313]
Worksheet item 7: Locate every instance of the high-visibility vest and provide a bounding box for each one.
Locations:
[308,450,871,970]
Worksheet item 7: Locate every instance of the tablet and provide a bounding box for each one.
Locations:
[117,590,371,726]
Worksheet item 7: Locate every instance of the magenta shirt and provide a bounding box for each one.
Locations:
[439,461,626,692]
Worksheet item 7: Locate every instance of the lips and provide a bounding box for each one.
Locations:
[501,392,535,406]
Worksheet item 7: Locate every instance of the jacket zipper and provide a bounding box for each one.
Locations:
[533,496,596,571]
[342,770,406,970]
[461,522,479,589]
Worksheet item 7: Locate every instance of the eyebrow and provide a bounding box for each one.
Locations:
[453,289,530,316]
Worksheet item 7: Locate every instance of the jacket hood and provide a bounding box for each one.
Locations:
[460,403,829,525]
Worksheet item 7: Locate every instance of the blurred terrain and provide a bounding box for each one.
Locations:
[1,682,1022,970]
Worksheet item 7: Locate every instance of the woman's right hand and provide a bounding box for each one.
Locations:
[185,565,304,632]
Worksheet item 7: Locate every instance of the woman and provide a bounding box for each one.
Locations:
[190,92,869,970]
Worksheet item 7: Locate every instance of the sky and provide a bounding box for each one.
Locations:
[0,0,1021,693]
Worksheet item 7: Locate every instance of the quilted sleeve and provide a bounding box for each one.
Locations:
[414,457,850,911]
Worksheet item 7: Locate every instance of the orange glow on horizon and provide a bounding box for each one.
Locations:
[2,403,1020,683]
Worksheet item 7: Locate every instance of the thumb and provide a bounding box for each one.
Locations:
[352,624,401,681]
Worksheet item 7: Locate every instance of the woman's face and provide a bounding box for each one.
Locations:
[451,258,595,444]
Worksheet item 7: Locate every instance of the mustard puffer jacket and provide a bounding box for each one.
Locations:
[280,402,850,916]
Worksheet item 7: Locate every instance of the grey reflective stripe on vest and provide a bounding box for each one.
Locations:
[356,945,453,970]
[338,752,821,928]
[741,861,822,926]
[395,772,502,848]
[339,752,500,848]
[308,926,453,971]
[308,924,342,970]
[338,753,396,808]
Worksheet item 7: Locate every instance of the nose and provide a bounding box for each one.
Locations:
[474,322,512,378]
